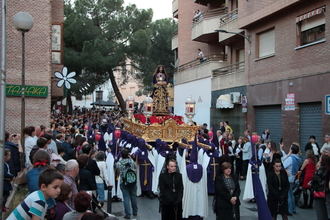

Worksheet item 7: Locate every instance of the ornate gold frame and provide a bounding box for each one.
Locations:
[123,118,199,142]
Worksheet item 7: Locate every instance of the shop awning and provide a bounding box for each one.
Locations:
[216,94,234,109]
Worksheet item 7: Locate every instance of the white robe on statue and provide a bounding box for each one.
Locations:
[243,163,267,201]
[181,149,210,218]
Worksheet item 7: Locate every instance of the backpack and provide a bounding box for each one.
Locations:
[123,163,136,186]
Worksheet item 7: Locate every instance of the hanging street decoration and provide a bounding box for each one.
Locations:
[54,67,76,89]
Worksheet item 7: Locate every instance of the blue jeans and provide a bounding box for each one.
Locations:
[120,183,138,217]
[288,183,296,214]
[97,183,105,202]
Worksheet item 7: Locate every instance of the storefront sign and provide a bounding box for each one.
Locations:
[325,95,330,115]
[284,93,295,111]
[6,84,48,98]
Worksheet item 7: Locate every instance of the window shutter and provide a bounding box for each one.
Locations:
[301,16,325,32]
[259,29,275,57]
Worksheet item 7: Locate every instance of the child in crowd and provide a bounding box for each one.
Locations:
[7,168,63,220]
[3,148,14,208]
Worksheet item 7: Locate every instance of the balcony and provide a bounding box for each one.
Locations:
[218,9,241,43]
[172,0,178,18]
[174,54,227,85]
[212,61,246,90]
[192,7,227,43]
[172,33,178,50]
[194,0,223,6]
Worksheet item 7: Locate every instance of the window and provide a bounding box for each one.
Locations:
[299,15,325,46]
[296,6,326,47]
[257,28,275,58]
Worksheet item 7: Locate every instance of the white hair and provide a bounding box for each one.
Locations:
[65,159,79,171]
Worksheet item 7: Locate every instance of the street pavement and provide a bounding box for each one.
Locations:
[109,181,317,220]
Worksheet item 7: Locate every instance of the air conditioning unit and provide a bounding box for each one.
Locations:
[230,92,241,104]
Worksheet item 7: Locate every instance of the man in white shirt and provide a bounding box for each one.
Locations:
[321,134,330,154]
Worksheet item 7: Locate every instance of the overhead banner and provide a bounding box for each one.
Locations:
[6,84,48,98]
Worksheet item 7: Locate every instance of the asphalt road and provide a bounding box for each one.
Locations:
[108,181,317,220]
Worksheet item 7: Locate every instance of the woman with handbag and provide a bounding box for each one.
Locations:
[95,151,111,205]
[312,155,329,220]
[298,150,316,208]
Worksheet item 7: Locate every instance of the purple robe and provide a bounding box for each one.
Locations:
[136,149,153,192]
[206,151,221,194]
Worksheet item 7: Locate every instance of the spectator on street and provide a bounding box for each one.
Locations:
[261,129,271,141]
[63,192,92,220]
[77,154,97,192]
[62,134,74,160]
[234,137,244,180]
[224,121,233,134]
[242,137,252,180]
[95,151,110,205]
[24,126,37,169]
[305,135,320,159]
[214,162,240,220]
[267,160,289,220]
[3,149,14,208]
[55,183,73,220]
[116,148,138,219]
[311,155,329,220]
[298,150,316,209]
[321,134,330,154]
[282,143,302,215]
[7,168,63,220]
[5,131,22,176]
[26,150,50,193]
[64,159,79,209]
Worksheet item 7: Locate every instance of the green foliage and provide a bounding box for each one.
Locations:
[63,0,153,109]
[130,19,177,95]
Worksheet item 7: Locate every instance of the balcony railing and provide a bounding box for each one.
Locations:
[178,54,226,72]
[212,61,245,77]
[219,8,238,26]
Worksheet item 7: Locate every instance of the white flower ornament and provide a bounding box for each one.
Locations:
[54,67,77,89]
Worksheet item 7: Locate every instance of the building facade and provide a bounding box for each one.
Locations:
[173,0,330,147]
[5,0,64,133]
[241,0,330,147]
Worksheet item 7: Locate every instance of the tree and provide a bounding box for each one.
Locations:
[130,19,177,95]
[64,0,153,112]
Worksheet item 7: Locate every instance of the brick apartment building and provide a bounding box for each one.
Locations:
[5,0,64,133]
[173,0,330,148]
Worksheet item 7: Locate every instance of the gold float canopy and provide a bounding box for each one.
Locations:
[123,118,200,142]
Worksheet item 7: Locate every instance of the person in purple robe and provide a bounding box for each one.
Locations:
[206,144,221,194]
[135,138,155,198]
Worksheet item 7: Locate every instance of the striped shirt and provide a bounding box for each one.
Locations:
[7,190,47,220]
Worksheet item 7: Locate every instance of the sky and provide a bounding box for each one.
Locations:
[124,0,172,21]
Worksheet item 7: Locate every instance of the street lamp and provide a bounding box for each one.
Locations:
[143,96,153,124]
[13,12,33,153]
[126,96,134,119]
[185,96,196,125]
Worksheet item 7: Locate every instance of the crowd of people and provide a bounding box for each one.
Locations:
[2,108,330,220]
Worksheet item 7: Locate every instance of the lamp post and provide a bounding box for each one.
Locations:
[185,96,196,125]
[13,12,33,153]
[126,96,134,119]
[0,0,7,218]
[143,96,153,124]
